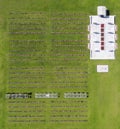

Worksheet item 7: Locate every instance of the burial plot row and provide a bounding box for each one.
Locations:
[35,93,59,98]
[6,92,88,99]
[6,93,32,99]
[49,119,88,123]
[51,109,88,113]
[64,92,88,98]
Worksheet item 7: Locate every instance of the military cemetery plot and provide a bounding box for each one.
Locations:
[5,11,89,129]
[0,1,120,129]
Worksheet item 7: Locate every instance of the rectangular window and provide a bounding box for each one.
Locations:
[101,42,104,45]
[101,38,104,41]
[101,33,104,36]
[101,46,104,50]
[101,29,104,32]
[101,24,104,27]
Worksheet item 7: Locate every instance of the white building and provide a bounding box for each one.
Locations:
[88,6,117,60]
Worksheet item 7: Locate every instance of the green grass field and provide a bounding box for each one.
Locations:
[0,0,120,129]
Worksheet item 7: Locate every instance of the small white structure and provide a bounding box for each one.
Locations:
[46,94,50,98]
[97,6,107,17]
[35,93,58,98]
[97,65,109,72]
[64,92,88,98]
[88,6,117,60]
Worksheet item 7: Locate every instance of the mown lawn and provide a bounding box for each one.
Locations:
[0,0,120,129]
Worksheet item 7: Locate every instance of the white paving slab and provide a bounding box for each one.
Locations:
[97,65,109,72]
